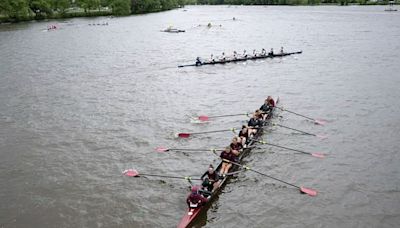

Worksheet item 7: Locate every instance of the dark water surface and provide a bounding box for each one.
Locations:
[1,5,400,228]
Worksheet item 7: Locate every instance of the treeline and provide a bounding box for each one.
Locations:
[0,0,186,22]
[197,0,396,5]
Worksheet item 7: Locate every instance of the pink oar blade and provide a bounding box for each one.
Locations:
[155,147,168,152]
[300,187,317,196]
[311,152,325,158]
[314,119,327,125]
[316,134,328,140]
[123,169,139,177]
[177,133,191,138]
[198,115,209,121]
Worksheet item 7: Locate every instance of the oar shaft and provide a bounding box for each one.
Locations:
[276,107,314,121]
[207,113,248,118]
[275,124,316,136]
[190,129,234,135]
[140,173,202,180]
[168,148,215,152]
[262,141,312,155]
[223,159,300,189]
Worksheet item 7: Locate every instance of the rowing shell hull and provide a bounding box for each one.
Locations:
[177,98,280,228]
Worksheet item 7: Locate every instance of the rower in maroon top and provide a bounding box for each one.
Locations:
[230,137,243,160]
[219,146,233,176]
[238,125,249,147]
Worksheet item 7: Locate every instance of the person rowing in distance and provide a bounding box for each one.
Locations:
[210,54,215,63]
[261,48,267,56]
[259,97,273,120]
[233,51,238,60]
[220,146,234,176]
[243,50,248,58]
[220,52,226,61]
[201,164,220,192]
[268,48,274,56]
[252,49,257,57]
[280,46,284,54]
[186,186,208,215]
[196,57,202,66]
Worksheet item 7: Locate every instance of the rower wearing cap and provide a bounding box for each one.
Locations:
[220,146,233,175]
[186,185,208,211]
[201,164,220,192]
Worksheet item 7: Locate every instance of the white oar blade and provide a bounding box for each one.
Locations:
[311,153,325,158]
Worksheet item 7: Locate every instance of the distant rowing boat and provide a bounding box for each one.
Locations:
[178,51,302,68]
[177,98,279,228]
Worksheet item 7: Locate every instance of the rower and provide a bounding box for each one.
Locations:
[220,52,226,61]
[207,22,212,28]
[238,125,249,147]
[233,51,237,59]
[210,54,215,62]
[253,49,257,57]
[201,164,220,192]
[261,48,266,56]
[220,146,233,176]
[243,50,247,58]
[247,112,263,138]
[267,96,275,107]
[186,185,208,212]
[280,47,284,54]
[195,57,202,66]
[260,98,272,120]
[230,137,243,159]
[268,48,274,56]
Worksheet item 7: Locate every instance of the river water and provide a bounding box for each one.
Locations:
[1,5,400,228]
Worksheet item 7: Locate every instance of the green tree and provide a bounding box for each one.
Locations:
[51,0,71,14]
[111,0,131,15]
[0,0,30,19]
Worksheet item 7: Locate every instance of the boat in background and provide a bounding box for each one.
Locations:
[385,1,398,11]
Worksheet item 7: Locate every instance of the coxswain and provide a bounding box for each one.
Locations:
[201,164,220,192]
[220,147,233,175]
[196,57,202,66]
[238,125,249,147]
[269,48,274,56]
[186,185,208,213]
[280,46,284,54]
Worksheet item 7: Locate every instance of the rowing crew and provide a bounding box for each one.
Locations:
[186,96,275,211]
[196,48,285,64]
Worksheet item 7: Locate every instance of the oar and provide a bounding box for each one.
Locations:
[123,169,202,180]
[275,107,326,125]
[258,140,325,158]
[197,113,250,122]
[222,159,317,196]
[155,147,224,152]
[177,128,236,138]
[272,123,328,139]
[178,63,197,68]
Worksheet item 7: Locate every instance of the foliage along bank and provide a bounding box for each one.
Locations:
[0,0,187,23]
